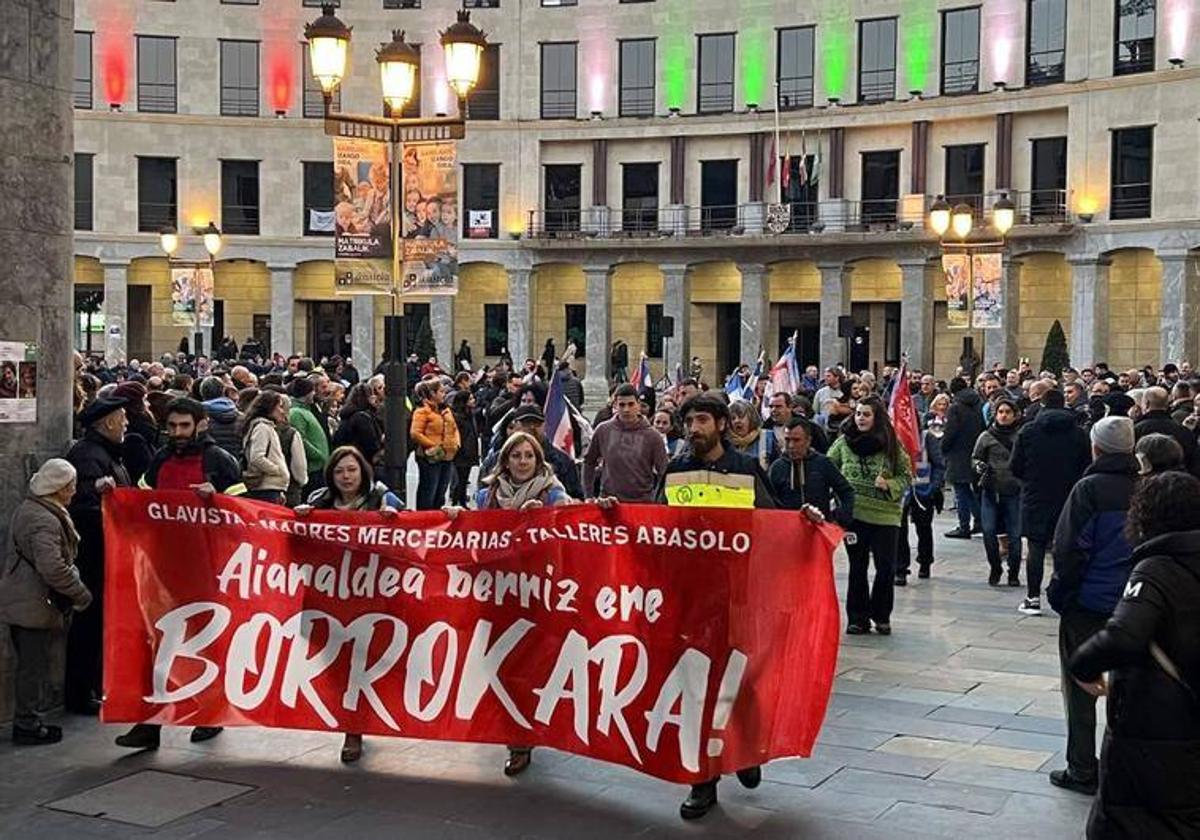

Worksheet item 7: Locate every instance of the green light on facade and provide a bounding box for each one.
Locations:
[902,1,934,92]
[741,28,767,105]
[823,23,849,99]
[664,34,688,109]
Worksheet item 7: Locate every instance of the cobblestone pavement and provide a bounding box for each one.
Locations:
[0,512,1096,839]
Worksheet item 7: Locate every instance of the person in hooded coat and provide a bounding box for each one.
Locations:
[941,378,985,538]
[1068,471,1200,839]
[972,397,1023,586]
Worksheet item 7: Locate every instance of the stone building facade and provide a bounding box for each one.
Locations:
[72,0,1200,394]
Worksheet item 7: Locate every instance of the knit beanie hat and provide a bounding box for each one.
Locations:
[112,380,147,407]
[29,458,77,496]
[1090,416,1135,455]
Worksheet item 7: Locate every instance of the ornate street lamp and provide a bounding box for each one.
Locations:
[304,4,352,97]
[928,195,951,237]
[440,10,487,99]
[951,203,974,240]
[377,30,420,114]
[159,227,179,257]
[201,222,223,257]
[992,192,1016,237]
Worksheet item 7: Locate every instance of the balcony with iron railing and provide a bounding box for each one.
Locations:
[1110,183,1151,220]
[137,202,177,233]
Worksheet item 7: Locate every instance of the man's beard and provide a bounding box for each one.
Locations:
[688,432,717,456]
[171,435,197,453]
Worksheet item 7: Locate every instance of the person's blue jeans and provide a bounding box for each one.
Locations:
[416,459,453,510]
[981,492,1021,573]
[952,481,980,531]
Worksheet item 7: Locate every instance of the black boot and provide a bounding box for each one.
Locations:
[988,564,1002,586]
[190,726,223,743]
[115,723,161,750]
[736,766,762,788]
[12,724,62,746]
[680,779,718,819]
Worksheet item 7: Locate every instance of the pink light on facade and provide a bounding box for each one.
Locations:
[1169,0,1190,60]
[992,37,1012,84]
[96,1,134,107]
[263,6,301,114]
[589,73,606,114]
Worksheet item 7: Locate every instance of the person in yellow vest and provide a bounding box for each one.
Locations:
[652,393,789,820]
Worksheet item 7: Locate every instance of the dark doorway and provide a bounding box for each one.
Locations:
[850,302,873,372]
[945,143,985,214]
[308,301,351,359]
[861,150,900,224]
[544,164,581,232]
[404,302,431,359]
[210,300,225,356]
[716,302,741,377]
[128,285,152,361]
[700,160,738,231]
[776,303,820,369]
[1031,136,1067,218]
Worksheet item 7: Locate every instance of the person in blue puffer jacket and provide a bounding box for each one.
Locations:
[895,416,946,584]
[1044,415,1140,798]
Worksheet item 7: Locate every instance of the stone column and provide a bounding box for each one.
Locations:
[581,265,612,409]
[268,263,294,357]
[818,262,852,370]
[661,264,690,380]
[1158,250,1200,366]
[983,258,1022,370]
[506,267,531,363]
[430,295,454,369]
[0,0,76,725]
[101,259,129,364]
[350,294,376,376]
[898,259,933,372]
[738,263,769,366]
[1068,256,1111,368]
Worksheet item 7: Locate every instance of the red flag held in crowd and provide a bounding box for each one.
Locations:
[889,358,921,464]
[102,490,843,784]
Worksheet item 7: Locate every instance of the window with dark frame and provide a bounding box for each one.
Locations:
[303,46,341,118]
[75,154,94,232]
[565,304,586,354]
[137,36,177,113]
[858,18,897,102]
[860,150,900,223]
[1030,136,1067,217]
[220,40,260,116]
[782,154,819,230]
[1114,0,1155,75]
[697,33,735,113]
[221,160,260,235]
[1110,126,1153,219]
[466,44,500,119]
[941,7,979,94]
[777,26,814,110]
[622,162,659,231]
[484,304,508,356]
[540,42,577,119]
[944,144,985,214]
[543,164,581,231]
[700,159,738,230]
[74,32,93,109]
[619,39,655,117]
[463,163,500,239]
[302,161,334,236]
[884,302,901,366]
[1026,0,1066,86]
[645,304,664,358]
[382,43,421,119]
[137,156,177,233]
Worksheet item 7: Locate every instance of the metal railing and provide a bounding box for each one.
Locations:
[463,0,500,7]
[778,77,815,109]
[1110,183,1152,219]
[859,71,895,102]
[137,203,176,233]
[138,83,177,113]
[222,206,260,235]
[465,89,499,120]
[1114,38,1155,75]
[941,60,978,94]
[1026,52,1065,86]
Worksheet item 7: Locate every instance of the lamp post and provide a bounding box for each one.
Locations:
[160,222,223,357]
[304,3,486,501]
[928,193,1014,378]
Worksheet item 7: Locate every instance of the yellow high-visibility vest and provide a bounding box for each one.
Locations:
[663,469,756,509]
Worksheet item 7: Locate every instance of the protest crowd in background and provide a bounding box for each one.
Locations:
[5,328,1200,832]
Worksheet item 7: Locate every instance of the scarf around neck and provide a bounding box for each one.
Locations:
[486,465,562,510]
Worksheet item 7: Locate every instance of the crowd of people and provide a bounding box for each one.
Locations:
[4,335,1200,831]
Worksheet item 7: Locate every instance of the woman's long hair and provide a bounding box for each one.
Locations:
[489,431,547,484]
[844,395,901,469]
[323,445,374,501]
[340,382,375,419]
[1125,471,1200,544]
[241,390,285,436]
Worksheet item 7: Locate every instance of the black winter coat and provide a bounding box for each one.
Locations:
[1008,408,1091,542]
[1135,410,1199,476]
[767,451,855,523]
[66,431,131,584]
[1069,529,1200,840]
[941,389,985,484]
[452,409,479,465]
[332,408,384,464]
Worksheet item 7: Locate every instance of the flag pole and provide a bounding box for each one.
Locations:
[773,81,783,205]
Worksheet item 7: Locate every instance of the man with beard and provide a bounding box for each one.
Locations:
[654,393,776,819]
[114,397,241,750]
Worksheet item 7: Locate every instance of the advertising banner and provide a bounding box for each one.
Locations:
[0,340,37,423]
[971,253,1003,330]
[170,266,215,329]
[942,253,970,330]
[334,138,394,295]
[102,491,842,784]
[401,142,458,295]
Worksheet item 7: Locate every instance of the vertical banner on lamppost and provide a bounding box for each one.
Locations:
[401,142,458,295]
[970,253,1002,329]
[942,253,970,329]
[333,138,394,295]
[170,265,216,328]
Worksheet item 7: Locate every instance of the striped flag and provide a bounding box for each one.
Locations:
[543,367,575,456]
[636,355,653,390]
[768,332,800,395]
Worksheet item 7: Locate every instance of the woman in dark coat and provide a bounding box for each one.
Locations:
[1069,471,1200,839]
[331,382,384,465]
[448,389,479,506]
[940,380,985,537]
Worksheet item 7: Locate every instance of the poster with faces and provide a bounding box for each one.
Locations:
[0,341,38,423]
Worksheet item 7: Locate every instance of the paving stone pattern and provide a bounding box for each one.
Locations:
[0,513,1097,839]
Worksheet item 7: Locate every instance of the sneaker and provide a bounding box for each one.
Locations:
[944,528,972,539]
[873,622,892,636]
[917,563,932,579]
[680,780,718,820]
[846,623,870,635]
[1048,768,1097,796]
[1018,597,1042,616]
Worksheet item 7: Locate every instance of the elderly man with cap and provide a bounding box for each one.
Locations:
[480,404,584,500]
[1045,415,1140,797]
[63,396,130,714]
[0,460,92,745]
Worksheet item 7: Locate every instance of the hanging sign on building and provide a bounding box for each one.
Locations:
[401,142,459,296]
[467,209,493,239]
[0,341,38,424]
[942,253,970,329]
[170,265,214,328]
[333,138,394,295]
[971,253,1003,330]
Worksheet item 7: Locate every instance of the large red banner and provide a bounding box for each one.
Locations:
[102,489,841,783]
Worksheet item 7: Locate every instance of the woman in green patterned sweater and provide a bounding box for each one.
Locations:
[827,396,913,636]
